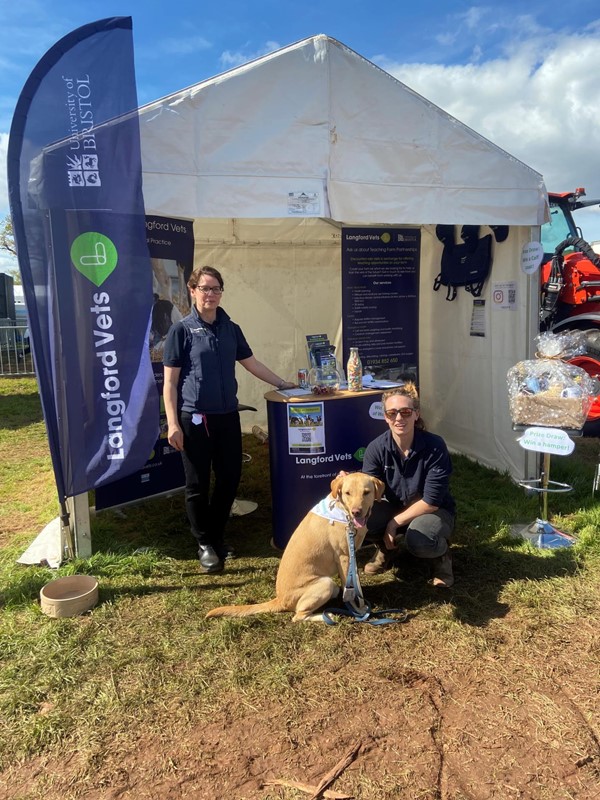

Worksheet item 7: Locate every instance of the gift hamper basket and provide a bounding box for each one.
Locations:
[507,332,594,429]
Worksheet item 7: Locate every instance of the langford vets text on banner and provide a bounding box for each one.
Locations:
[7,17,159,500]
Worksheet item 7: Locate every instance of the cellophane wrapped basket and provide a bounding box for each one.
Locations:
[507,358,594,429]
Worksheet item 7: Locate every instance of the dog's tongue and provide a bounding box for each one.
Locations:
[353,516,366,528]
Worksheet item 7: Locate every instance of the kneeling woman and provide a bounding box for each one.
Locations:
[361,384,456,587]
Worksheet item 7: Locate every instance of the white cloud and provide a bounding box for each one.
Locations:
[377,28,600,241]
[219,41,281,69]
[0,132,9,214]
[150,35,212,57]
[0,130,17,273]
[0,250,18,275]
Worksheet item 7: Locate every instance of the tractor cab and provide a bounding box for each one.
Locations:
[540,188,600,433]
[542,189,600,258]
[541,192,580,259]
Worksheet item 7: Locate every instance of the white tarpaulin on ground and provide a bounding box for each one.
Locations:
[138,34,547,478]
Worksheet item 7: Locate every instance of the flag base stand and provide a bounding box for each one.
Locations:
[510,519,575,549]
[65,494,92,558]
[514,448,575,550]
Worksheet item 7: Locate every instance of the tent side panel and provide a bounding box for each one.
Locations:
[418,225,535,479]
[192,218,342,426]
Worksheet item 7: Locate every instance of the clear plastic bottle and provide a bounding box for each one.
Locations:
[347,347,363,392]
[252,425,269,443]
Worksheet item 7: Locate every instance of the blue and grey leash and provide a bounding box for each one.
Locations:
[322,519,408,626]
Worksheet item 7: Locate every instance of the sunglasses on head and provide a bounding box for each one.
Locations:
[384,407,415,420]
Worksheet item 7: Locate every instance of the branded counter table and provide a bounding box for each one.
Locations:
[265,388,387,549]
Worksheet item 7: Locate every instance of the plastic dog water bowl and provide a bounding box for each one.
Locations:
[40,575,99,618]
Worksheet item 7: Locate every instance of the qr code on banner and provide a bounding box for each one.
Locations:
[508,288,516,304]
[301,431,312,443]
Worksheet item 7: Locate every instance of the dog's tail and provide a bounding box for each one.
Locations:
[205,597,285,619]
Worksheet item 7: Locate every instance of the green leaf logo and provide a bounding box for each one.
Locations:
[354,446,366,462]
[70,232,118,286]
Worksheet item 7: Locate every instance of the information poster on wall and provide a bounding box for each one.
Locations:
[341,227,420,379]
[95,215,195,510]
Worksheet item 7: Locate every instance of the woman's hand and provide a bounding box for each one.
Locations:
[383,519,400,550]
[168,424,184,452]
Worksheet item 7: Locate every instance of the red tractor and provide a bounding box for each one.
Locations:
[539,188,600,434]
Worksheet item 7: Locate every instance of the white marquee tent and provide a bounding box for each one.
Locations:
[137,34,548,479]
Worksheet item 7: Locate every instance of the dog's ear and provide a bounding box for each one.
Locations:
[371,477,386,501]
[329,474,345,499]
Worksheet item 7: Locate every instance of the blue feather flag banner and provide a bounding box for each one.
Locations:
[8,17,159,501]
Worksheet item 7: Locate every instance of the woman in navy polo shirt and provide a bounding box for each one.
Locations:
[361,384,456,587]
[163,266,294,574]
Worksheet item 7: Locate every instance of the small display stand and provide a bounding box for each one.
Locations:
[265,387,385,549]
[512,425,579,549]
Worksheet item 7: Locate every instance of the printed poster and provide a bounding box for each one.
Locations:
[492,281,517,311]
[287,403,325,455]
[470,299,486,337]
[341,227,420,380]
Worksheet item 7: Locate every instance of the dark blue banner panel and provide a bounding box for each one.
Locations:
[341,227,420,380]
[95,216,195,510]
[8,17,159,500]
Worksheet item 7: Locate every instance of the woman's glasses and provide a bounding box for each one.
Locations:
[384,407,415,420]
[196,286,223,295]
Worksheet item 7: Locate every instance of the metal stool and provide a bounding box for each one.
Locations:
[512,425,581,548]
[238,403,257,464]
[231,403,258,517]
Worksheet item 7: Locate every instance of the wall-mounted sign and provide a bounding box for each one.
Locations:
[341,227,420,379]
[521,242,544,275]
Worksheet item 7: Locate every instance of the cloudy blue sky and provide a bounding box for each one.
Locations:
[2,0,600,271]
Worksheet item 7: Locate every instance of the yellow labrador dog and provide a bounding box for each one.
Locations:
[206,472,385,622]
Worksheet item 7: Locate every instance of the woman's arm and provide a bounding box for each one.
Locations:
[163,365,184,451]
[383,498,440,549]
[238,355,295,390]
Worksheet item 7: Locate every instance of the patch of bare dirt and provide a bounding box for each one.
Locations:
[3,653,600,800]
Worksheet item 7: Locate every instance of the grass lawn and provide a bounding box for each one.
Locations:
[1,375,600,800]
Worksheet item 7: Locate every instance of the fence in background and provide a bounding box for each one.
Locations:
[0,325,34,376]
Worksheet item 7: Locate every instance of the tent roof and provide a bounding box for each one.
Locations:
[138,34,547,226]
